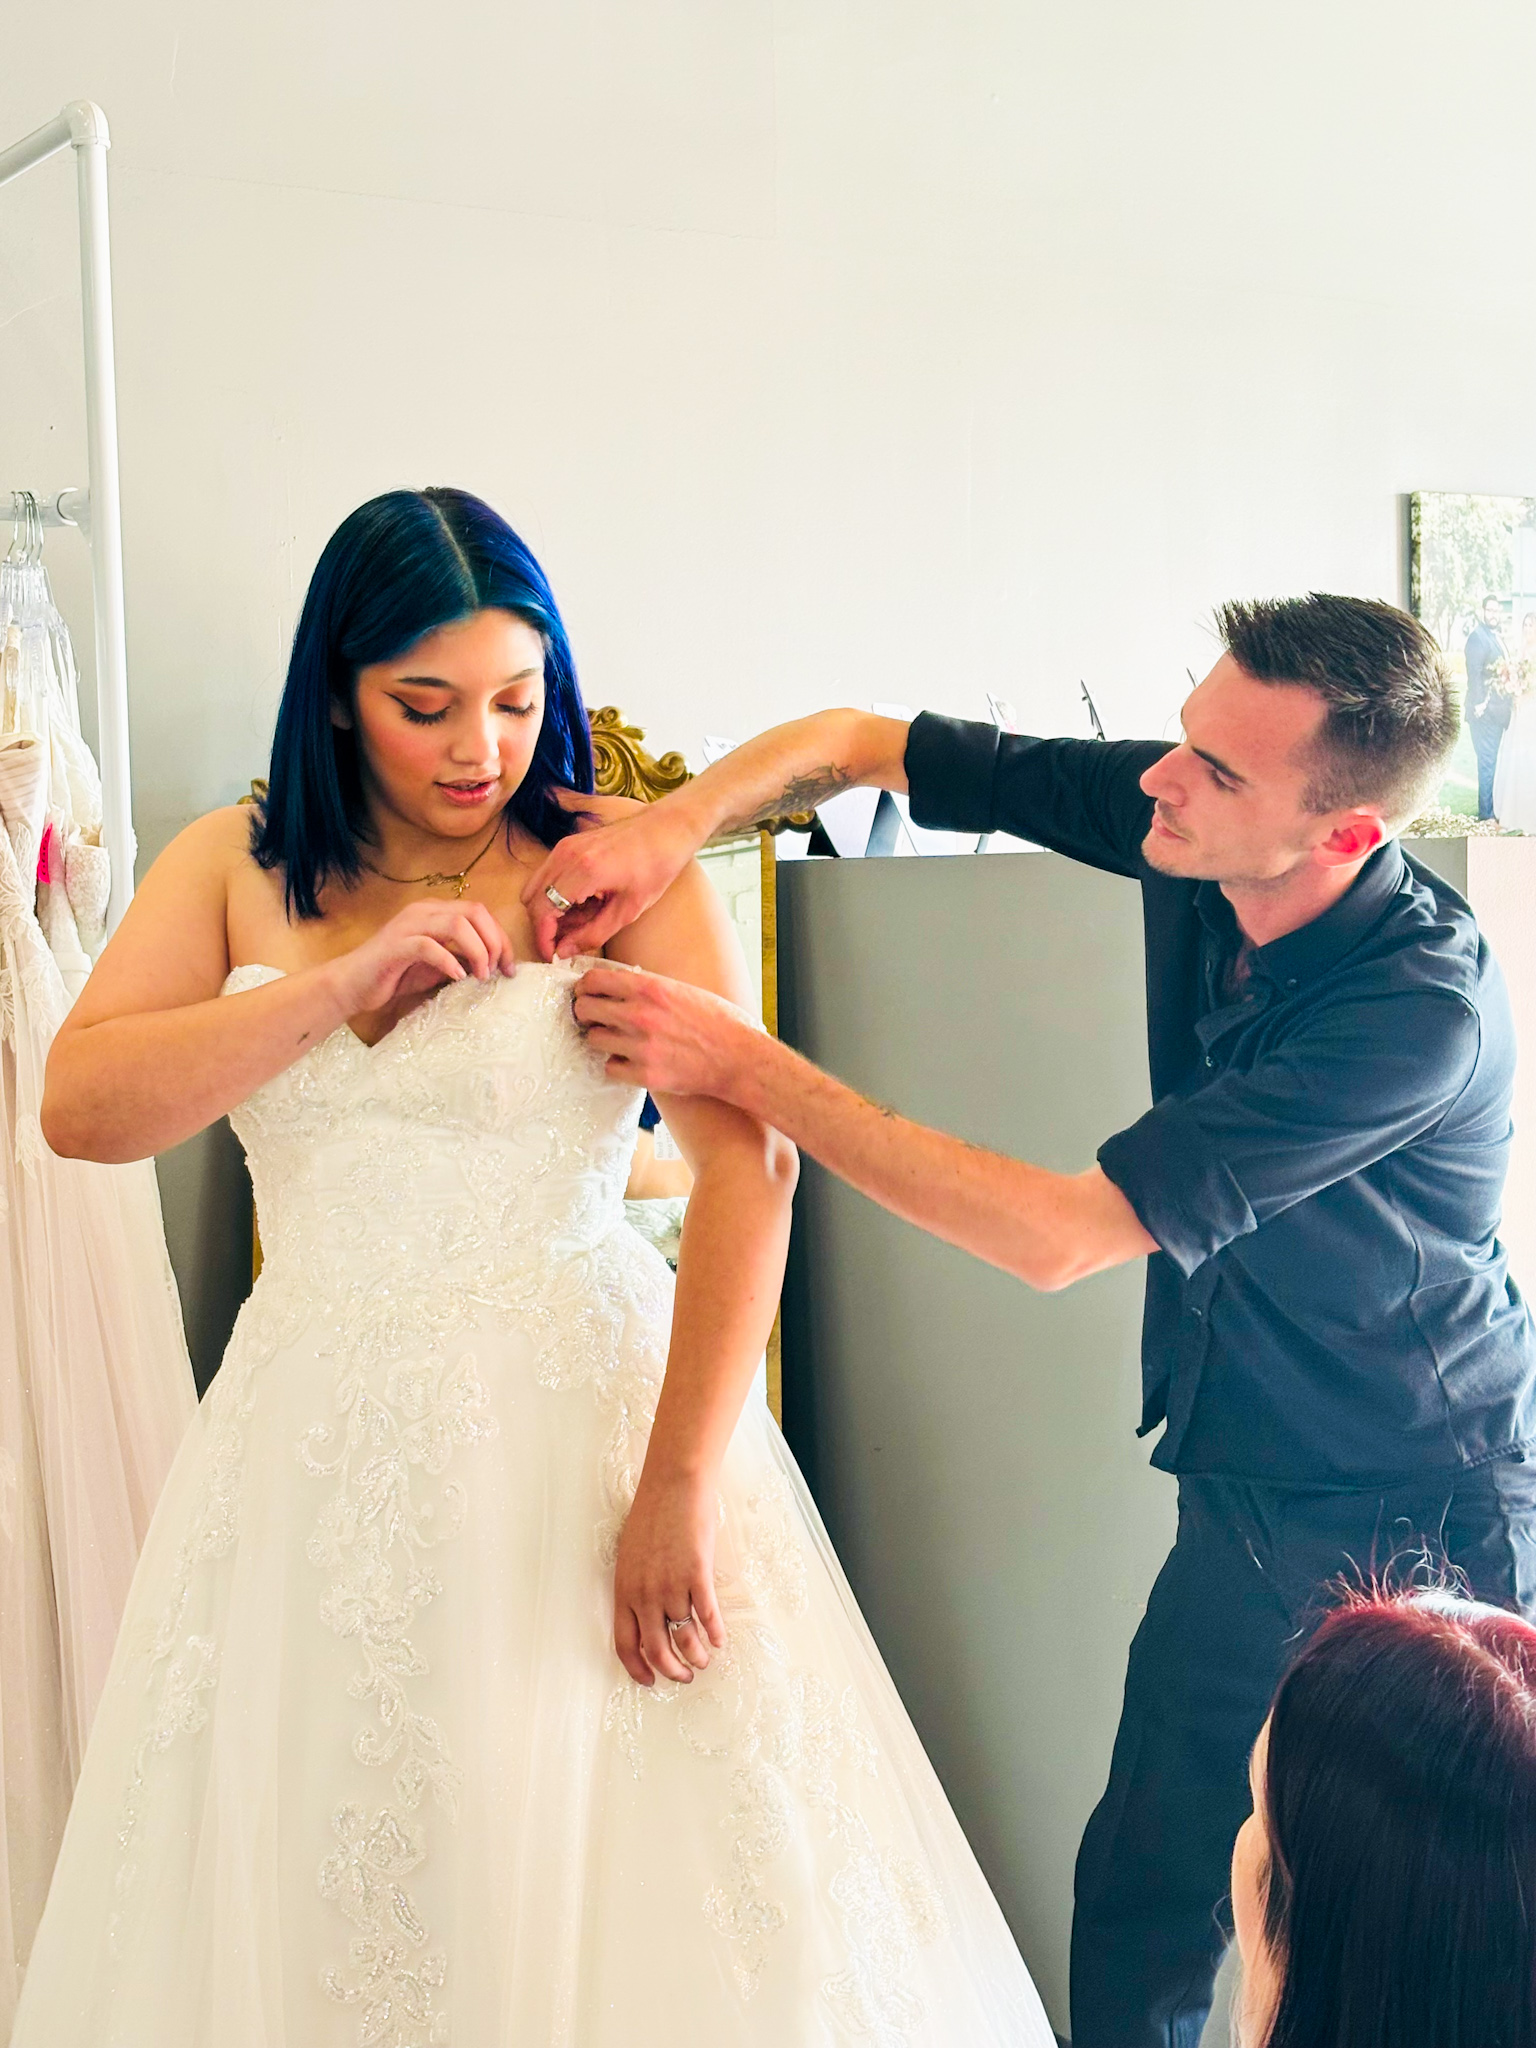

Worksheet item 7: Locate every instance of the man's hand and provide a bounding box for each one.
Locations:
[573,964,759,1102]
[524,803,704,960]
[577,964,1158,1294]
[524,711,912,957]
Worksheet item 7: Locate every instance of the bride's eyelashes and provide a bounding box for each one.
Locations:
[389,697,538,727]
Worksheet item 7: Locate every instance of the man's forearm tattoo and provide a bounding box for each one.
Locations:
[744,764,856,827]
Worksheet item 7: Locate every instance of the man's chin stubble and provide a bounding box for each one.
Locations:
[1141,829,1193,876]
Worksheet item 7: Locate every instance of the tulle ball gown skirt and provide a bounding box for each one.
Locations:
[1494,693,1536,833]
[11,962,1053,2046]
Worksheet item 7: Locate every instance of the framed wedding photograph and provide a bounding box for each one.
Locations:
[1408,491,1536,832]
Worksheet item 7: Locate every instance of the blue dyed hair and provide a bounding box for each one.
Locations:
[252,487,594,918]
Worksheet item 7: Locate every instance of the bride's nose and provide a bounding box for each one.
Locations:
[447,709,501,771]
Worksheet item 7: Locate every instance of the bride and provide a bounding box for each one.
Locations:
[12,488,1052,2045]
[1492,608,1536,833]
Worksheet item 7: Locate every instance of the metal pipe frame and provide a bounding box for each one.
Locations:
[0,100,134,932]
[0,489,90,532]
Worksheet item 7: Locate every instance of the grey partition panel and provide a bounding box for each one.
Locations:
[778,852,1178,2031]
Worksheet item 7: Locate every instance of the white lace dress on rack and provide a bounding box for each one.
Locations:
[12,958,1053,2047]
[0,555,113,1001]
[0,734,196,2037]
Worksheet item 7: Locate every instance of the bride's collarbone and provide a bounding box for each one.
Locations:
[233,860,544,964]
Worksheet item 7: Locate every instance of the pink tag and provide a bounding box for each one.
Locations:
[37,822,57,886]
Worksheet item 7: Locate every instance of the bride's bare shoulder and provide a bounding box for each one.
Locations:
[129,805,283,946]
[65,807,261,1025]
[153,803,258,867]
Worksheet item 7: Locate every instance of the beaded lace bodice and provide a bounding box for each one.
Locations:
[224,959,643,1298]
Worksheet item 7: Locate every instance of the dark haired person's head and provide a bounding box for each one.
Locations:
[252,488,593,917]
[1230,1590,1536,2048]
[1485,593,1505,625]
[1140,594,1457,887]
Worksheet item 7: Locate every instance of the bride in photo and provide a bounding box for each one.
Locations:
[11,488,1052,2046]
[1493,608,1536,834]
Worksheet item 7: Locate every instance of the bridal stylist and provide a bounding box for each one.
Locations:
[526,594,1536,2048]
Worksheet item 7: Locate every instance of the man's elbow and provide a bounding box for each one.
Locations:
[1015,1170,1156,1293]
[1015,1233,1137,1294]
[1019,1248,1085,1294]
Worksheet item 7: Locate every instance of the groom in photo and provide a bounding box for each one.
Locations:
[526,593,1536,2048]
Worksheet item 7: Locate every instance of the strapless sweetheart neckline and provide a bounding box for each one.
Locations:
[223,954,589,1055]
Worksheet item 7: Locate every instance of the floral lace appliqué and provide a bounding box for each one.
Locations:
[600,1449,944,2039]
[318,1803,449,2047]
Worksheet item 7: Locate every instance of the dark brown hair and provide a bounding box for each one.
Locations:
[1217,593,1458,825]
[1259,1588,1536,2048]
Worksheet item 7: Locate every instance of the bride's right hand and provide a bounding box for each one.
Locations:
[324,898,517,1019]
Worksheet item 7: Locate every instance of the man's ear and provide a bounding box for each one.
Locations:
[1315,809,1386,867]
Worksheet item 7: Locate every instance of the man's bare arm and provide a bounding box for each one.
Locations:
[573,966,1159,1292]
[523,710,910,957]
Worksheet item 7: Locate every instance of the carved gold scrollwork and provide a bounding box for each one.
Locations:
[587,706,692,803]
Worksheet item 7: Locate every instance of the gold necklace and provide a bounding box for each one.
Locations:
[362,817,506,899]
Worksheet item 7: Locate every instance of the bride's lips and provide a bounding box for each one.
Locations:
[438,778,498,809]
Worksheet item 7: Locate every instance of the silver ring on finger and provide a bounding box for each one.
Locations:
[545,885,573,913]
[665,1613,693,1633]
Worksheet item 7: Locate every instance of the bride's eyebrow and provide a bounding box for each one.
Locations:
[392,667,541,690]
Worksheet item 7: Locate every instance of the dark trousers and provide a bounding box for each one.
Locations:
[1069,1463,1536,2048]
[1471,711,1506,819]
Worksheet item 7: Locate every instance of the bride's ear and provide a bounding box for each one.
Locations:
[330,691,354,732]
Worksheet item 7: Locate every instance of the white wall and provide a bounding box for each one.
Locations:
[7,1,1536,843]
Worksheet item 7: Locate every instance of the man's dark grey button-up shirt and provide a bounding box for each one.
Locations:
[905,711,1536,1485]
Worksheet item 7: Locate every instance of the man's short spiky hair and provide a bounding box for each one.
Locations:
[1217,593,1459,827]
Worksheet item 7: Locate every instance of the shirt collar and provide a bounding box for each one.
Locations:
[1195,840,1407,992]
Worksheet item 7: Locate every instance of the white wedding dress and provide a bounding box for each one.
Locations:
[1494,690,1536,833]
[12,957,1052,2047]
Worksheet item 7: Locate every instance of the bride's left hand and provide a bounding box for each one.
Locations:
[613,1472,728,1686]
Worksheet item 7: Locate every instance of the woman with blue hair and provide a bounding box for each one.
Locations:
[14,490,1052,2045]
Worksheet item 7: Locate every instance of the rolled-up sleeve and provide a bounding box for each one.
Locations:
[903,713,1168,877]
[1098,990,1481,1277]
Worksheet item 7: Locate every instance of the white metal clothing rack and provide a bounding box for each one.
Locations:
[0,101,133,932]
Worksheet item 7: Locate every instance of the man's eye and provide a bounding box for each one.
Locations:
[397,702,449,726]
